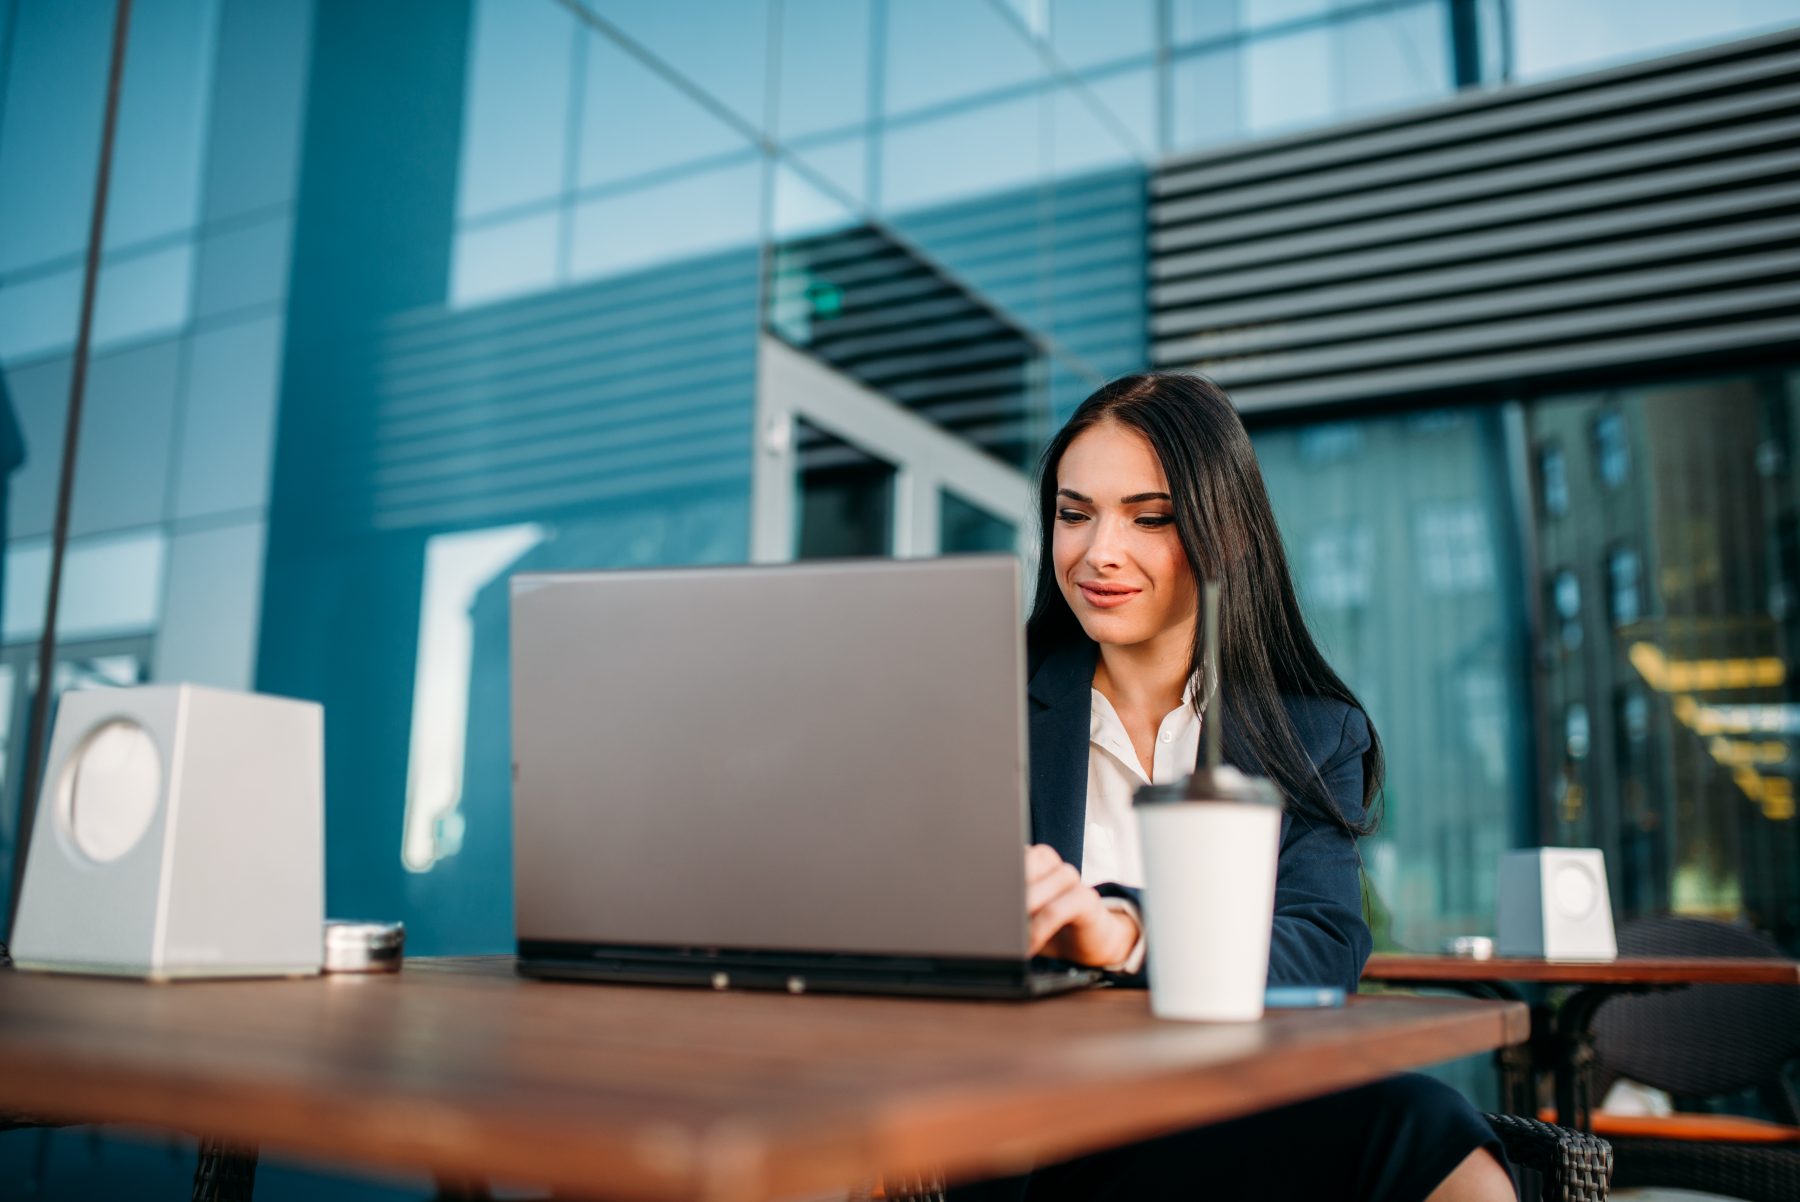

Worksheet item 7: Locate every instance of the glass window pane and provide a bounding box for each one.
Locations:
[787,134,868,210]
[1332,2,1451,121]
[578,28,753,189]
[776,0,872,141]
[1513,0,1800,82]
[194,214,293,322]
[1530,375,1800,936]
[456,0,576,221]
[0,269,83,365]
[2,531,166,644]
[92,243,195,353]
[156,520,265,690]
[1254,407,1531,953]
[1049,0,1156,71]
[1051,81,1141,178]
[883,0,1046,117]
[569,156,762,282]
[881,94,1043,214]
[1539,444,1570,518]
[1245,26,1333,134]
[451,212,561,309]
[582,0,770,131]
[940,490,1016,555]
[0,0,110,273]
[104,0,217,253]
[173,316,283,520]
[1169,47,1241,154]
[795,419,893,558]
[1078,66,1156,161]
[71,339,180,536]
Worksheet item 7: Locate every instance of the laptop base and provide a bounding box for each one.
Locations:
[516,940,1102,1000]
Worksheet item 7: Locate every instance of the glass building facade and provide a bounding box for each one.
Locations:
[2,0,1799,1193]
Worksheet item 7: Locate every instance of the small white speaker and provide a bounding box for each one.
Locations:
[10,684,324,981]
[1496,847,1617,962]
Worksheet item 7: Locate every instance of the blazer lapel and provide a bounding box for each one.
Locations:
[1026,639,1098,870]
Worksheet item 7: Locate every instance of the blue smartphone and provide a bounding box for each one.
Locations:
[1263,985,1347,1008]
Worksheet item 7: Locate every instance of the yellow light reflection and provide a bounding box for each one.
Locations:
[1628,643,1786,693]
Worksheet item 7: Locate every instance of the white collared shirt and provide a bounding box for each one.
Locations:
[1083,677,1204,973]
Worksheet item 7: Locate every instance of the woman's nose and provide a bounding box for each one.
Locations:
[1084,516,1126,567]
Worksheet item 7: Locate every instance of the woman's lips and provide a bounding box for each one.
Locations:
[1078,582,1141,609]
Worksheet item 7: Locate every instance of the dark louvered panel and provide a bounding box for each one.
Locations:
[1151,28,1800,412]
[770,222,1043,471]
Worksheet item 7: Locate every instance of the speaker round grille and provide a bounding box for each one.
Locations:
[60,719,163,863]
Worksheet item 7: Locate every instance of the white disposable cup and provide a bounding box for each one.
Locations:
[1135,768,1283,1022]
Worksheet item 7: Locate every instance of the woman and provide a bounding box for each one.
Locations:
[954,373,1515,1202]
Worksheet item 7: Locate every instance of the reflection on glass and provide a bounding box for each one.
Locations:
[940,490,1016,555]
[92,243,195,353]
[795,419,892,559]
[1608,545,1642,626]
[0,0,110,274]
[103,0,216,253]
[402,523,545,873]
[1245,26,1333,133]
[1593,409,1630,488]
[452,211,561,308]
[1050,0,1156,71]
[1538,443,1570,518]
[457,0,576,221]
[0,270,83,365]
[580,0,770,130]
[578,28,752,189]
[1255,407,1529,952]
[1531,376,1799,945]
[776,0,872,141]
[768,221,1043,471]
[3,531,166,645]
[882,0,1045,117]
[881,95,1043,214]
[1512,0,1800,82]
[1170,47,1242,153]
[569,155,761,282]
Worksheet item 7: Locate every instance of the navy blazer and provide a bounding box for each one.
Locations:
[1027,638,1373,992]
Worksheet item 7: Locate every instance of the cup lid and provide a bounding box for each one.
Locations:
[1134,764,1283,808]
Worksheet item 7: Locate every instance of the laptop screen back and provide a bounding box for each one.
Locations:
[510,556,1031,960]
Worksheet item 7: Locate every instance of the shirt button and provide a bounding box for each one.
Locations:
[1159,731,1173,743]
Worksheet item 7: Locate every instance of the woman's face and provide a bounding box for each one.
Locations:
[1052,420,1198,654]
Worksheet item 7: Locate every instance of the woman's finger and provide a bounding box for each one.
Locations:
[1024,843,1063,883]
[1025,860,1081,914]
[1028,882,1101,954]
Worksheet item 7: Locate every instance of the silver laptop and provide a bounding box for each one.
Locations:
[509,556,1099,998]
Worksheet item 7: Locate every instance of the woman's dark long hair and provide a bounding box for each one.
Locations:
[1026,372,1383,835]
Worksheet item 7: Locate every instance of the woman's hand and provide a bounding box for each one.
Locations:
[1026,844,1140,967]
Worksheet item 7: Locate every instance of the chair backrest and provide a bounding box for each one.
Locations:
[1590,915,1800,1107]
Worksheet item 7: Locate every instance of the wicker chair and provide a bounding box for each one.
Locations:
[1585,915,1800,1202]
[869,1113,1613,1202]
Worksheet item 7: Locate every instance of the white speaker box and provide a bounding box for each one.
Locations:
[1496,847,1617,962]
[10,684,324,980]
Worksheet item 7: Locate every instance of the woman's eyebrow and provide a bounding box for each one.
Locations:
[1055,488,1172,504]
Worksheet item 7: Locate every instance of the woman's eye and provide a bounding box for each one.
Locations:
[1056,509,1089,524]
[1137,515,1175,528]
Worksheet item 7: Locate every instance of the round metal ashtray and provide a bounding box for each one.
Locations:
[324,920,405,973]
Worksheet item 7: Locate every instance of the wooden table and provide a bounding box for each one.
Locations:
[1363,953,1800,1131]
[0,956,1526,1201]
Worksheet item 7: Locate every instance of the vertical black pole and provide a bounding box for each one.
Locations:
[3,0,135,944]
